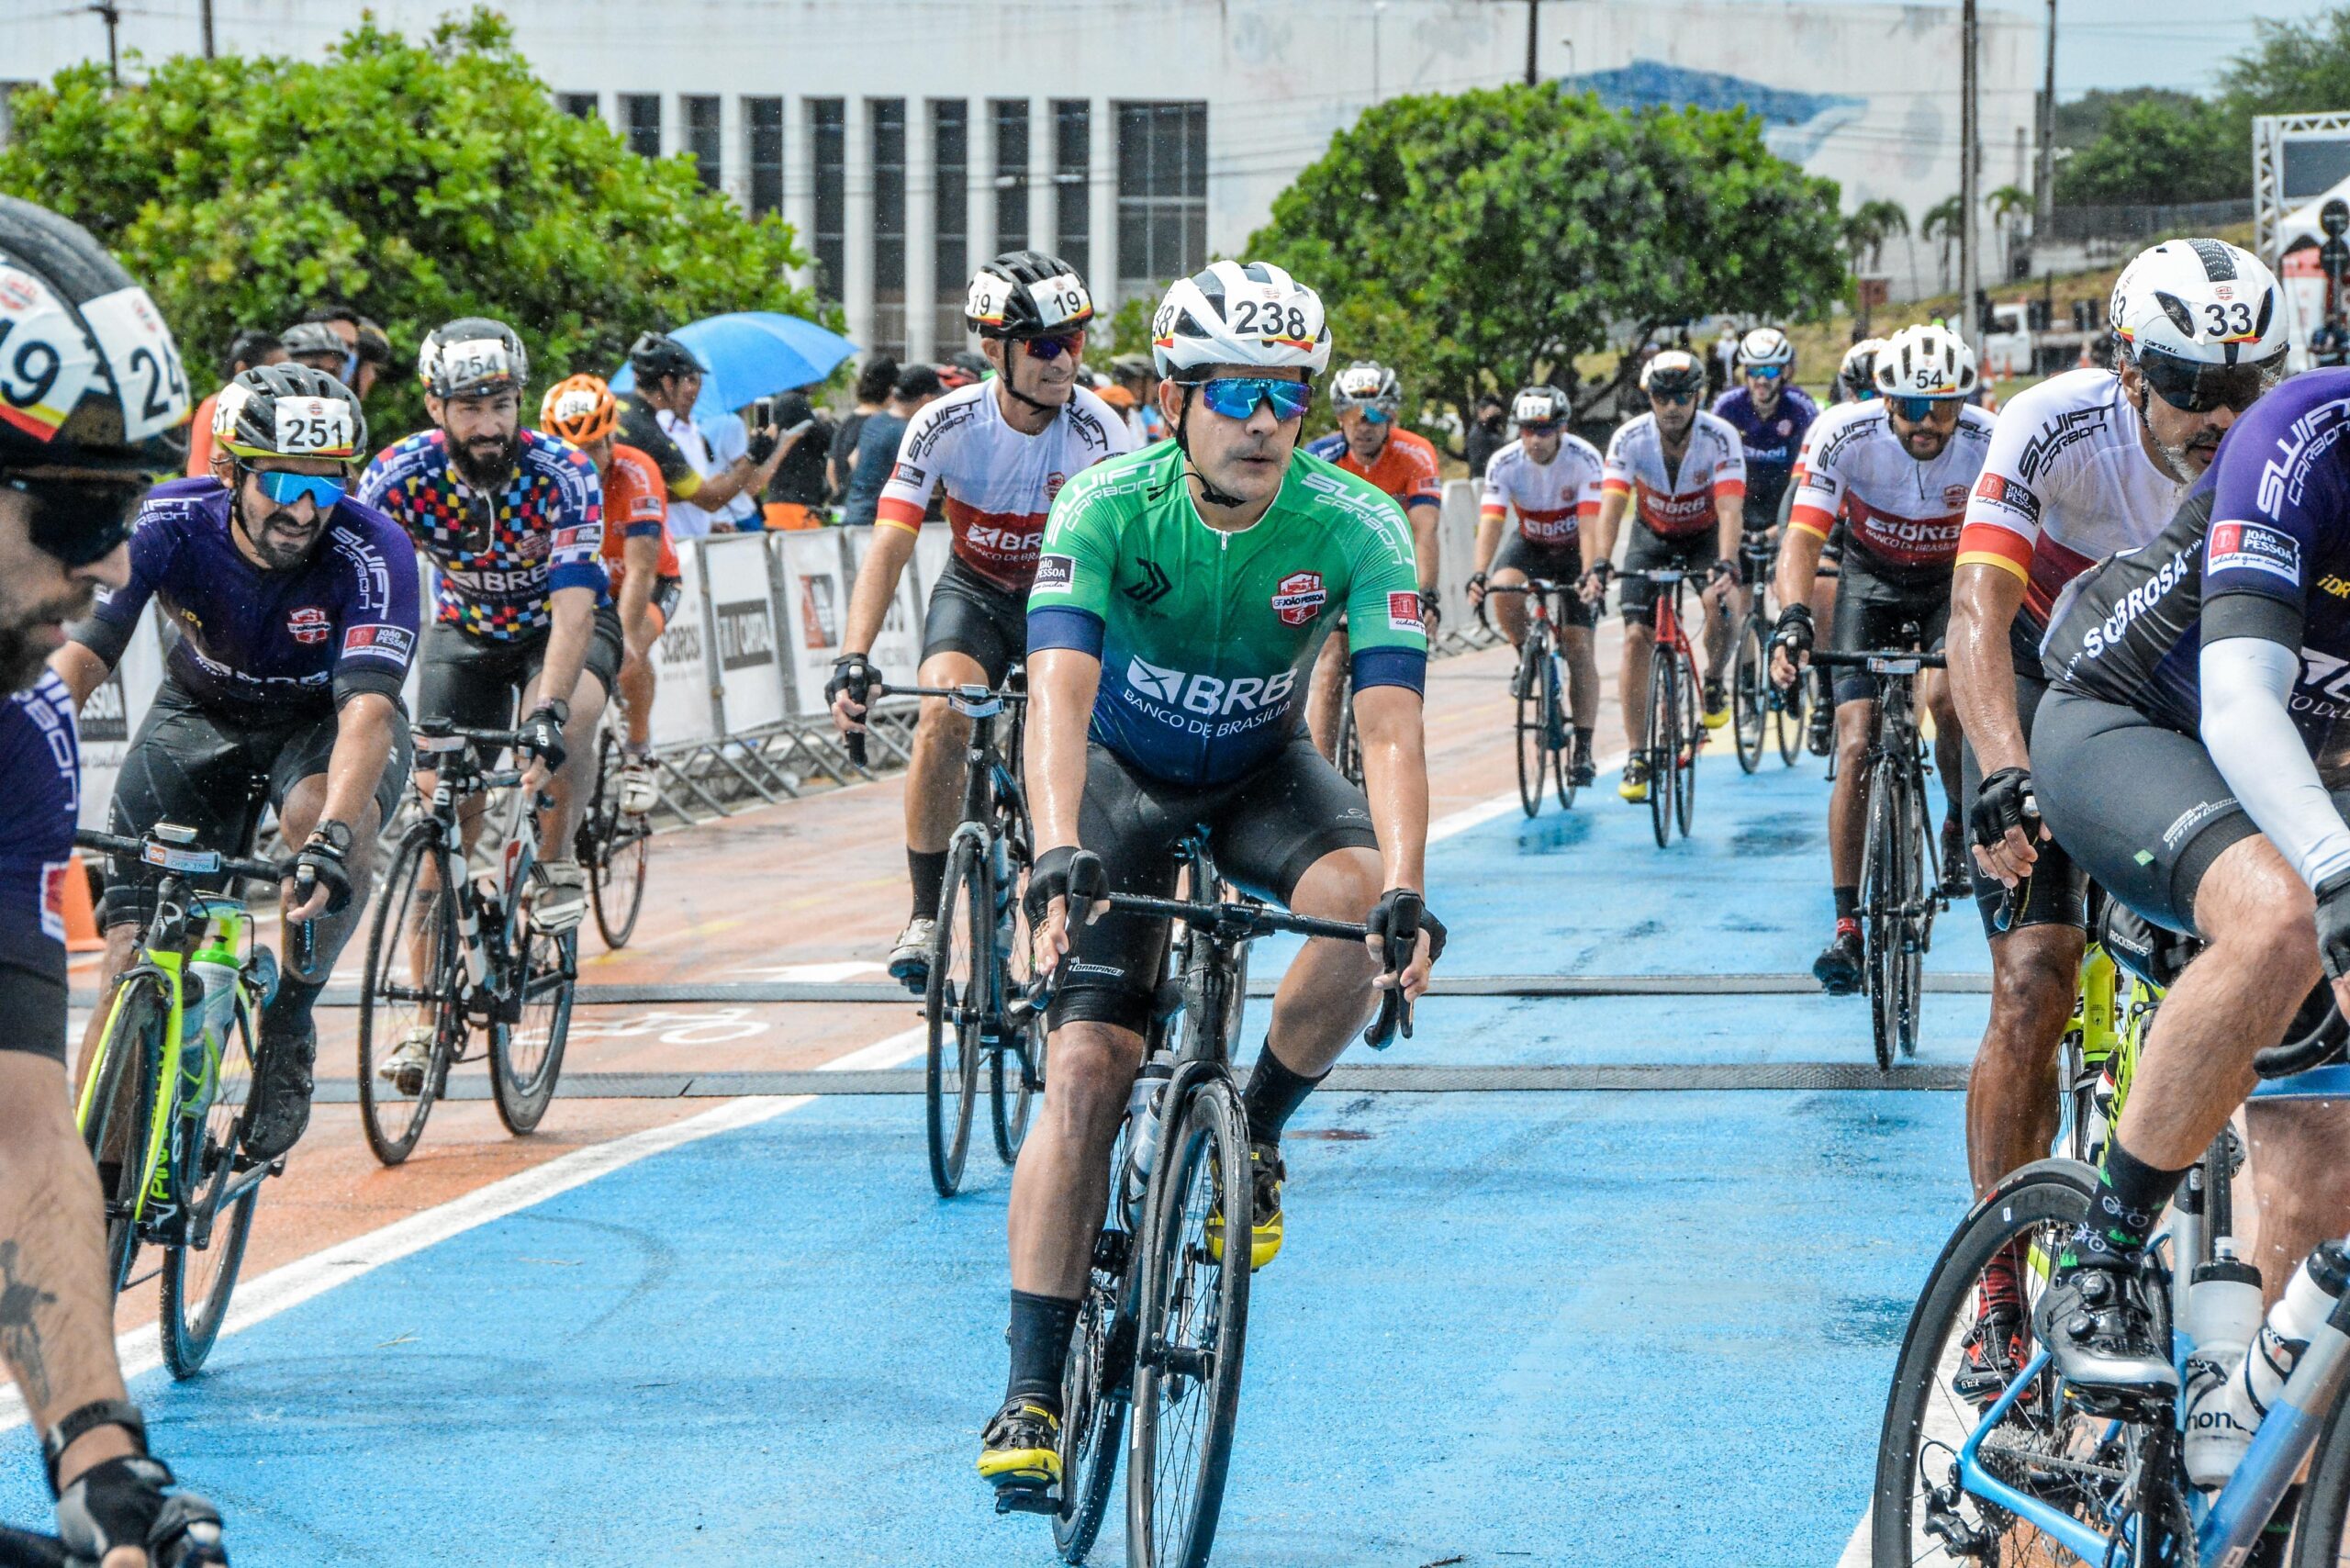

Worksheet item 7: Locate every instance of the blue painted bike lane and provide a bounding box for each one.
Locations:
[1,754,1981,1564]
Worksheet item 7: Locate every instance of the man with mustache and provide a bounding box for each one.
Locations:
[56,364,417,1166]
[357,319,612,1070]
[1943,239,2294,1402]
[0,192,228,1567]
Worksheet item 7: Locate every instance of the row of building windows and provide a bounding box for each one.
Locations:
[559,92,1207,353]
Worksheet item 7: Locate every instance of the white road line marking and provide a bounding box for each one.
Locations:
[817,1024,927,1072]
[725,960,890,982]
[1427,749,1629,844]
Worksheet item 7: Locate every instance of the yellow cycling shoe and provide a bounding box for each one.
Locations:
[1703,678,1730,730]
[1617,756,1651,803]
[1206,1141,1284,1271]
[979,1398,1062,1499]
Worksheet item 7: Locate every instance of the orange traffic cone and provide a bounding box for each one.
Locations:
[60,852,102,953]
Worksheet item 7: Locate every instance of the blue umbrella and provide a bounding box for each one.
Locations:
[610,311,858,419]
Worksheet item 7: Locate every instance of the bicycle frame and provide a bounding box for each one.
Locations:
[412,729,547,1016]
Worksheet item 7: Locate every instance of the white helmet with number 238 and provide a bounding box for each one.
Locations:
[1151,261,1332,379]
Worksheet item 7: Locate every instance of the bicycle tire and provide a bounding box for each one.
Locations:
[357,823,461,1166]
[1673,651,1700,838]
[1894,764,1928,1060]
[1548,652,1576,809]
[2288,1356,2350,1566]
[1862,758,1899,1073]
[925,836,984,1196]
[160,997,260,1378]
[1053,1264,1130,1562]
[1732,619,1766,773]
[1127,1075,1253,1568]
[992,788,1041,1164]
[1775,662,1807,767]
[1647,655,1675,848]
[1515,635,1547,819]
[79,974,161,1296]
[1333,676,1363,788]
[587,732,650,950]
[492,924,574,1136]
[1873,1159,2103,1568]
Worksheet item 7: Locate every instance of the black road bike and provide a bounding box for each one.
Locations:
[863,677,1046,1196]
[1040,834,1420,1568]
[576,722,653,949]
[1479,579,1580,816]
[1814,636,1947,1070]
[355,721,577,1163]
[1729,533,1807,771]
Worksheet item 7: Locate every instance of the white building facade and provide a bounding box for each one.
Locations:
[3,0,2037,358]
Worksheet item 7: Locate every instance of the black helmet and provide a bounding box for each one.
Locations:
[418,316,529,398]
[627,330,703,384]
[965,251,1094,341]
[0,194,192,479]
[277,320,348,366]
[0,196,191,566]
[211,363,367,464]
[1510,386,1571,426]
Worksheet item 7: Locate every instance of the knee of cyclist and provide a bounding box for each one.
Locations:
[915,695,968,742]
[2220,892,2323,981]
[1048,1026,1145,1114]
[1992,951,2079,1037]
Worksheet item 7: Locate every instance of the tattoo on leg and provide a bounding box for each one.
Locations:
[0,1239,59,1409]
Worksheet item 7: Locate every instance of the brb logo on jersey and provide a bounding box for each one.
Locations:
[1124,656,1299,736]
[286,606,330,645]
[1271,571,1326,626]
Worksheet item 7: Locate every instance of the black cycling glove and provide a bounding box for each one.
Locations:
[1367,889,1448,969]
[292,820,355,916]
[1708,556,1739,585]
[1969,766,2041,856]
[517,700,568,774]
[2316,873,2350,982]
[1771,602,1815,663]
[825,654,878,711]
[1025,846,1106,927]
[1465,570,1488,597]
[58,1456,228,1568]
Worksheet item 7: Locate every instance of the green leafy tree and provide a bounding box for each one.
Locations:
[1246,83,1844,441]
[2222,9,2350,123]
[2051,95,2243,207]
[1986,184,2031,275]
[0,8,830,438]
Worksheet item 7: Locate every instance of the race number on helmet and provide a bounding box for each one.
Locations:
[2109,238,2288,369]
[1872,324,1977,398]
[1332,362,1401,409]
[967,251,1094,340]
[419,317,529,398]
[540,374,618,445]
[1151,260,1331,378]
[212,364,365,461]
[1512,386,1570,425]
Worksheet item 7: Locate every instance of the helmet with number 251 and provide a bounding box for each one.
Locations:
[212,363,366,463]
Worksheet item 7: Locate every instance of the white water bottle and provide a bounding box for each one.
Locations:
[2182,1245,2264,1487]
[2214,1243,2350,1477]
[1120,1062,1173,1225]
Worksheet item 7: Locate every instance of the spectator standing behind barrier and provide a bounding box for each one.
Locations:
[763,386,834,524]
[1464,392,1508,478]
[614,330,786,530]
[842,365,944,526]
[673,408,763,536]
[829,356,899,501]
[185,328,286,477]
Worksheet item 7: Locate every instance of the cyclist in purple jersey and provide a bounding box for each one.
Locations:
[57,364,418,1164]
[358,318,616,972]
[1710,328,1818,531]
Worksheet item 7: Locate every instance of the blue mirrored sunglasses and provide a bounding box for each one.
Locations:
[1360,406,1393,425]
[1020,331,1086,361]
[254,469,348,510]
[1889,395,1959,424]
[1746,364,1785,381]
[1196,376,1315,422]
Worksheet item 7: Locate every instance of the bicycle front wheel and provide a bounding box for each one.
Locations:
[1890,762,1928,1060]
[1645,656,1675,848]
[1514,636,1548,819]
[1673,651,1700,837]
[2288,1353,2350,1565]
[79,973,163,1295]
[993,794,1042,1165]
[1861,760,1899,1072]
[161,997,260,1378]
[1548,654,1576,809]
[493,923,575,1136]
[1874,1159,2116,1568]
[357,823,462,1165]
[1127,1076,1252,1568]
[588,732,650,949]
[1775,663,1807,767]
[1731,619,1766,773]
[1333,678,1363,788]
[925,836,985,1196]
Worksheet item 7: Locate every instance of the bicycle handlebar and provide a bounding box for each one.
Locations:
[1101,891,1424,1047]
[73,829,285,885]
[1810,648,1947,671]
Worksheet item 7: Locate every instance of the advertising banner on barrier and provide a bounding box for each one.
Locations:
[1438,478,1480,636]
[652,538,719,746]
[778,528,852,712]
[845,525,929,689]
[704,532,788,733]
[76,608,164,829]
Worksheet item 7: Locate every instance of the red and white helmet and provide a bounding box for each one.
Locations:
[2110,238,2288,370]
[1151,261,1331,379]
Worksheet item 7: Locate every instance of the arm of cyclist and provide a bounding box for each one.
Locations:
[1947,562,2044,884]
[520,584,598,790]
[1767,524,1826,687]
[1407,498,1441,631]
[1468,503,1505,609]
[1021,646,1108,968]
[1353,682,1437,1001]
[827,524,917,733]
[617,534,659,657]
[284,692,398,922]
[1712,489,1745,584]
[1582,487,1628,603]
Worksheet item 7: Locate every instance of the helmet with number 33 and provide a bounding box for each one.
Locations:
[2110,238,2288,379]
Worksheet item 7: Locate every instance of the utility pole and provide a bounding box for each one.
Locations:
[90,3,121,89]
[1526,0,1541,87]
[202,0,217,59]
[1961,0,1982,352]
[2035,0,2056,230]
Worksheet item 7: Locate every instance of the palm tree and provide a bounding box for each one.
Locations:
[1986,184,2032,278]
[1921,196,1965,293]
[1844,198,1910,274]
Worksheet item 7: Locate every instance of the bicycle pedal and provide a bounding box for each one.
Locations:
[992,1484,1060,1518]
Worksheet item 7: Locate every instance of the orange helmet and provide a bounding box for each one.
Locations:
[541,373,618,445]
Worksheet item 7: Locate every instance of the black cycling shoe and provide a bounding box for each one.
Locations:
[242,1013,318,1163]
[2032,1262,2178,1409]
[1939,815,1972,900]
[1953,1303,2031,1410]
[978,1396,1062,1513]
[1570,739,1596,788]
[1807,700,1834,757]
[1813,921,1863,995]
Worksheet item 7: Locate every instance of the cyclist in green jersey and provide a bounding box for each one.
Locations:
[977,261,1443,1503]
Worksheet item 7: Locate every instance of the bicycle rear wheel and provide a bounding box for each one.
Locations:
[493,924,575,1135]
[1874,1159,2119,1567]
[1514,635,1548,819]
[1548,654,1576,809]
[1646,657,1675,848]
[1775,666,1807,767]
[357,823,462,1166]
[2288,1358,2350,1565]
[161,999,259,1378]
[1333,677,1362,788]
[1053,1244,1131,1563]
[1673,651,1700,838]
[1732,619,1766,773]
[925,836,985,1196]
[1127,1076,1252,1568]
[587,732,650,950]
[1890,764,1928,1060]
[79,974,162,1296]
